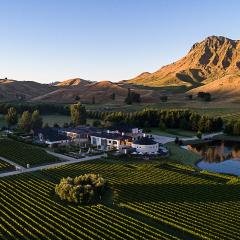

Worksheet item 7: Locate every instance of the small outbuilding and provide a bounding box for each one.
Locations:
[132,136,159,154]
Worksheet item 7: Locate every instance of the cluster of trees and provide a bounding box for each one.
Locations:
[70,102,87,126]
[102,109,223,133]
[5,108,43,131]
[0,103,69,115]
[224,120,240,136]
[87,110,110,120]
[198,92,211,101]
[125,88,141,104]
[55,174,108,204]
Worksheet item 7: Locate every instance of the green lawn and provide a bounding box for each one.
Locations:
[151,128,196,137]
[42,114,70,126]
[0,139,59,167]
[0,114,98,128]
[1,159,240,239]
[165,142,201,167]
[212,133,240,142]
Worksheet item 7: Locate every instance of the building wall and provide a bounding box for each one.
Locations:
[132,143,159,154]
[91,136,121,150]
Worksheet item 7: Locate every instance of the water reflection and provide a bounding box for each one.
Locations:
[188,141,240,163]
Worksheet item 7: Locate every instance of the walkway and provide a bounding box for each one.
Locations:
[153,132,223,144]
[0,154,106,178]
[0,156,25,170]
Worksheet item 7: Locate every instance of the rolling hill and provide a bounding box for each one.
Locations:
[55,78,93,87]
[0,79,56,101]
[1,35,240,104]
[32,80,158,103]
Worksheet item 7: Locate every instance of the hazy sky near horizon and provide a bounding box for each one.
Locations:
[0,0,239,83]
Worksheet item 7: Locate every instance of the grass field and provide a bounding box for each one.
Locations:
[0,114,98,128]
[0,159,240,240]
[0,139,59,167]
[165,142,201,167]
[151,128,196,137]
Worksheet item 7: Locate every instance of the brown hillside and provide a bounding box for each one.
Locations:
[188,74,240,99]
[32,80,158,103]
[127,36,240,88]
[0,79,56,101]
[55,78,92,87]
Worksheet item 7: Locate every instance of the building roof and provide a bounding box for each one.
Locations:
[35,128,69,142]
[133,137,157,145]
[61,126,102,134]
[108,123,137,133]
[91,132,132,141]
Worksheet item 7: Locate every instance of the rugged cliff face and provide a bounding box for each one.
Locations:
[127,36,240,88]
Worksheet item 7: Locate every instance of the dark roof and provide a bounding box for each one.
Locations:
[35,128,69,142]
[133,137,157,145]
[60,126,102,134]
[91,132,132,141]
[108,123,137,133]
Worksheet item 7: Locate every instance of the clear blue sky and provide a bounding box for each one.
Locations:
[0,0,239,83]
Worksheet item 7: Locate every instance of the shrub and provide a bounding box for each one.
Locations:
[55,174,108,204]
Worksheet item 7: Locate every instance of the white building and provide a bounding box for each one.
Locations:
[90,132,132,151]
[132,137,159,154]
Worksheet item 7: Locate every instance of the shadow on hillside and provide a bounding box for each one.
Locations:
[116,183,240,203]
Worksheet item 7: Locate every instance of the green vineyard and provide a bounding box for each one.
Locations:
[0,159,14,173]
[0,159,240,240]
[0,139,59,167]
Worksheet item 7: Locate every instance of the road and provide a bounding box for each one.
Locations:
[153,132,223,144]
[0,156,25,170]
[0,154,106,178]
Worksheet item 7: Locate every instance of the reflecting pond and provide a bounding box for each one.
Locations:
[188,141,240,176]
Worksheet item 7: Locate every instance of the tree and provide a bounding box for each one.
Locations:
[110,93,116,100]
[31,110,43,130]
[160,96,168,102]
[75,96,80,101]
[187,94,193,100]
[159,120,166,130]
[233,121,240,135]
[5,107,18,128]
[197,131,202,139]
[125,88,132,105]
[131,92,141,103]
[203,93,211,101]
[53,123,60,128]
[175,136,179,145]
[92,120,101,127]
[19,111,32,132]
[198,92,211,101]
[92,96,95,104]
[70,102,87,126]
[62,122,69,128]
[43,123,49,128]
[55,174,108,205]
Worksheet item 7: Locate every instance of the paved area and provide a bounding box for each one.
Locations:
[0,156,25,170]
[0,154,106,178]
[153,132,223,144]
